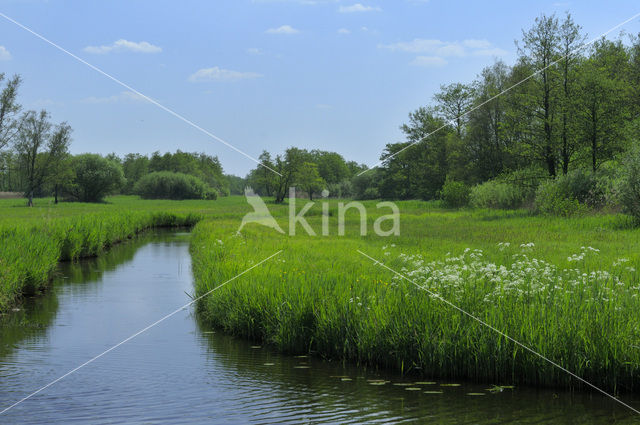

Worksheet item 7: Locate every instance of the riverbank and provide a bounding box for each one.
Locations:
[0,197,205,311]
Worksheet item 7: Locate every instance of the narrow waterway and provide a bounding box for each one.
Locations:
[0,230,637,424]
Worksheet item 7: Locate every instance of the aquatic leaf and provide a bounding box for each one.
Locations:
[467,393,485,396]
[424,391,444,394]
[414,381,436,385]
[440,383,461,387]
[405,387,421,391]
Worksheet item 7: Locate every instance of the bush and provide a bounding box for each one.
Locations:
[620,147,640,222]
[65,154,125,202]
[470,180,528,209]
[535,180,587,217]
[441,178,470,208]
[134,171,217,200]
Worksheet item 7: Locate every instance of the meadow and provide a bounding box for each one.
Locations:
[2,196,640,392]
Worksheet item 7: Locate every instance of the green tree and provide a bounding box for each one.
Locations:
[433,82,475,138]
[575,40,630,171]
[0,74,21,151]
[558,13,585,174]
[65,154,124,202]
[297,161,325,200]
[517,13,561,176]
[14,110,71,206]
[122,153,150,194]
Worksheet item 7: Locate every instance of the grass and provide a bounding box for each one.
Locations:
[0,196,208,310]
[189,197,640,393]
[2,195,640,392]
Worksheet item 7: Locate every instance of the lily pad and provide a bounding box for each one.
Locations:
[424,391,444,394]
[405,387,421,391]
[414,381,436,385]
[440,383,461,387]
[467,393,486,396]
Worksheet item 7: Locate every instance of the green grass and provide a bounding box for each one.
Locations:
[2,195,640,392]
[189,198,640,393]
[0,196,209,310]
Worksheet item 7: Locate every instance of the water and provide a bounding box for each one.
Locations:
[0,230,638,424]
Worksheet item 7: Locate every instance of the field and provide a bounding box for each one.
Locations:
[2,196,640,392]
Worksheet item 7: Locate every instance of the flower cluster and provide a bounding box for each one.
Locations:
[394,243,638,309]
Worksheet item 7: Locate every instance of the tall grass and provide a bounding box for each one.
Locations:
[190,200,640,392]
[0,197,203,311]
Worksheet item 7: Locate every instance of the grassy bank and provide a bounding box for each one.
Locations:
[190,199,640,392]
[0,196,207,311]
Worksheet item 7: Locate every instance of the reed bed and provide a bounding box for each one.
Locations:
[190,204,640,393]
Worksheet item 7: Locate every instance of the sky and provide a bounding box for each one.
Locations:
[0,0,639,177]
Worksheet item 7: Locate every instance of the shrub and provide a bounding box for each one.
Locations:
[134,172,217,200]
[441,178,470,208]
[620,147,640,222]
[65,154,125,202]
[470,180,528,209]
[535,180,587,217]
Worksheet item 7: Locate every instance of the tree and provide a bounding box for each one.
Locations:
[311,150,350,184]
[65,154,124,202]
[465,61,512,181]
[272,147,309,203]
[517,13,561,176]
[558,13,585,174]
[379,107,450,200]
[297,162,325,200]
[14,110,71,206]
[122,153,150,194]
[0,74,21,151]
[575,40,630,171]
[433,83,475,138]
[248,150,277,196]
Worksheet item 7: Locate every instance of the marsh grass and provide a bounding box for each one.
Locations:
[189,198,640,392]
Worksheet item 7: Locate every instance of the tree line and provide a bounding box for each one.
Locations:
[243,13,640,214]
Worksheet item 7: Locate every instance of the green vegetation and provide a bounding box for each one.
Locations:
[189,197,640,392]
[134,171,217,200]
[0,196,204,310]
[64,154,125,202]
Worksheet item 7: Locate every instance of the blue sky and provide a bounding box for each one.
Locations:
[0,0,639,176]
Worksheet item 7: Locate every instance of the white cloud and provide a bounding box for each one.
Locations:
[337,28,351,35]
[247,47,265,55]
[463,39,492,49]
[83,39,162,54]
[0,46,11,61]
[379,38,507,62]
[265,25,299,35]
[339,3,381,13]
[410,56,447,67]
[473,47,509,57]
[81,91,147,104]
[188,67,262,82]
